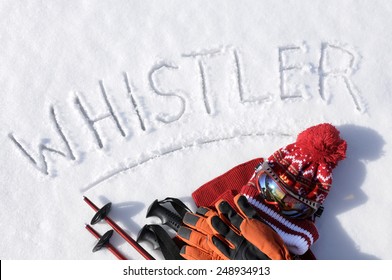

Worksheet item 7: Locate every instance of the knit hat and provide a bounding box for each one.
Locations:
[192,123,347,256]
[265,123,347,205]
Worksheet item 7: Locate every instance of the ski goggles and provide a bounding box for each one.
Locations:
[255,162,321,219]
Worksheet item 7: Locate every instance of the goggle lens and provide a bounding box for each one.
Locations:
[258,173,315,219]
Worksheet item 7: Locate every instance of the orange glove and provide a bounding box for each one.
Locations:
[176,206,224,260]
[177,194,291,260]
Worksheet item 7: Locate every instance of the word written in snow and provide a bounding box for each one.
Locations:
[9,43,363,176]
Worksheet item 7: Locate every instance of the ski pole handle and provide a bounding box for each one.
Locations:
[146,199,183,231]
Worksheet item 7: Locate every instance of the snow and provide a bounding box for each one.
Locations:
[1,0,391,260]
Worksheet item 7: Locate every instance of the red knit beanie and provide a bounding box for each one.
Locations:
[265,123,347,204]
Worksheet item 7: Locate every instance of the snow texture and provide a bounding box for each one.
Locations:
[1,0,391,260]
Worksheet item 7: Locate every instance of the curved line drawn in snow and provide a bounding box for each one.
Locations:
[82,131,292,193]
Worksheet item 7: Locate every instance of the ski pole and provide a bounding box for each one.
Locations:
[85,224,127,260]
[83,196,155,260]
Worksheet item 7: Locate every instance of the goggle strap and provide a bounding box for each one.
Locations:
[314,206,324,218]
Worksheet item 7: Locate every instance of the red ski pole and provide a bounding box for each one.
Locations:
[85,224,127,260]
[83,196,155,260]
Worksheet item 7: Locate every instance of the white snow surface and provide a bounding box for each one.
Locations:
[1,0,391,260]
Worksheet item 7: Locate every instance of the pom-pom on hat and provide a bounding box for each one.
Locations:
[267,123,347,204]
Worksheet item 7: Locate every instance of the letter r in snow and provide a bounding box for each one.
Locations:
[318,43,364,112]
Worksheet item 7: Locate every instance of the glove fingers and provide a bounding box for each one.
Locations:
[177,226,211,252]
[196,206,215,217]
[234,195,259,220]
[210,236,231,260]
[209,216,242,248]
[215,200,243,230]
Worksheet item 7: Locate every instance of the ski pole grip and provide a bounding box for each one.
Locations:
[146,199,183,231]
[137,224,160,250]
